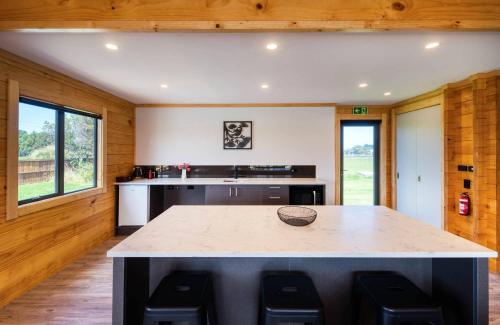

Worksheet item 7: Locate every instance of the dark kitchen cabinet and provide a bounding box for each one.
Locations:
[149,185,206,221]
[164,185,206,210]
[205,185,233,204]
[205,185,290,205]
[205,185,262,205]
[149,185,165,220]
[261,185,290,205]
[289,185,324,205]
[233,186,264,204]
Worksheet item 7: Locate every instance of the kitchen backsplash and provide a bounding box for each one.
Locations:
[132,165,316,179]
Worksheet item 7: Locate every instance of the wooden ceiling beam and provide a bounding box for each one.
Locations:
[0,0,499,31]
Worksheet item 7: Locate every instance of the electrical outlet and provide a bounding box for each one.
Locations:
[464,179,471,189]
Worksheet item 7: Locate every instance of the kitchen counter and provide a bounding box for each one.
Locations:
[109,206,495,325]
[108,205,495,258]
[115,177,326,186]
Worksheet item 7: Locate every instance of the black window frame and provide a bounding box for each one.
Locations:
[18,97,101,205]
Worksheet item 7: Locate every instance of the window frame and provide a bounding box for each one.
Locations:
[18,96,101,206]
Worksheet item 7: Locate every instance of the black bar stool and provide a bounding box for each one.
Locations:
[143,271,217,325]
[259,272,324,325]
[351,272,443,325]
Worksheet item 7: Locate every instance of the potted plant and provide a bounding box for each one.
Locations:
[178,163,191,180]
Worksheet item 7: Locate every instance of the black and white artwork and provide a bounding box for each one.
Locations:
[223,121,252,149]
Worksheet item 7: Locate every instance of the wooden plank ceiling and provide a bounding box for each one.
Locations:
[0,0,499,31]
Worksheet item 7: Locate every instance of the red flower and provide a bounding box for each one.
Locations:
[177,163,191,172]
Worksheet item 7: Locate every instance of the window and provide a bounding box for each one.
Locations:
[18,97,100,205]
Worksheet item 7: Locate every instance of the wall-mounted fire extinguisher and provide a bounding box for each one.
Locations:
[459,192,471,216]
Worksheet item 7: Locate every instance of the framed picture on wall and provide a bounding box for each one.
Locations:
[223,121,252,149]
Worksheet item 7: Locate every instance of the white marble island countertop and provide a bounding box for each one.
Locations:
[115,177,326,186]
[107,205,497,259]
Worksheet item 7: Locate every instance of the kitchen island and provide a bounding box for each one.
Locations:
[108,205,496,325]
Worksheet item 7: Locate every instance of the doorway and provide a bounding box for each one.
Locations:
[340,120,380,205]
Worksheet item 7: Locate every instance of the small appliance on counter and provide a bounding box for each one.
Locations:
[132,166,143,179]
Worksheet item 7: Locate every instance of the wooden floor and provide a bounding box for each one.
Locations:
[0,237,499,324]
[0,237,123,325]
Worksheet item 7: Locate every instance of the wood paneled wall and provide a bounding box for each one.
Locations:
[444,75,499,270]
[391,71,500,271]
[0,49,135,307]
[335,105,393,208]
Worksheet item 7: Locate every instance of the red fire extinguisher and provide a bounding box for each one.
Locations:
[459,192,470,216]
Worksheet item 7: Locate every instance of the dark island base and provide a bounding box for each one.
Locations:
[112,257,488,325]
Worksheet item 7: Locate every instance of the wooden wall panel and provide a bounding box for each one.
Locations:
[445,85,476,241]
[0,49,135,307]
[444,78,499,265]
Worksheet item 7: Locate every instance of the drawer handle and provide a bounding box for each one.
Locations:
[269,196,281,199]
[269,186,281,189]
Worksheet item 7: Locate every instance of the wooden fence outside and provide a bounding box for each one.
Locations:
[18,159,55,184]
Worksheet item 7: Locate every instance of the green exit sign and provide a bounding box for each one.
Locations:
[352,106,368,115]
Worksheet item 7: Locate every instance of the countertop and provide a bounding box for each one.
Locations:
[107,205,496,258]
[115,177,326,186]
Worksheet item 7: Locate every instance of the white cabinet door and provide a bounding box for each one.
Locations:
[119,185,149,226]
[396,106,443,228]
[396,111,418,218]
[416,106,443,228]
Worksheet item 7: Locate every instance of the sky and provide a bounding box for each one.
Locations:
[343,126,374,149]
[19,102,55,133]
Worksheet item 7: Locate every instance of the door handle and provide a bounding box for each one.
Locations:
[235,187,238,197]
[229,187,232,197]
[313,190,317,205]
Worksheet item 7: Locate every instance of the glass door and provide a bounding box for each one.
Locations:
[340,120,380,205]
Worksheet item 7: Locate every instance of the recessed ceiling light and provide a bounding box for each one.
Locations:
[261,84,269,89]
[384,92,391,96]
[105,43,119,50]
[358,83,368,88]
[266,43,278,50]
[425,42,440,49]
[160,84,168,89]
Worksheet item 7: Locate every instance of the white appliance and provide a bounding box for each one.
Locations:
[118,185,149,226]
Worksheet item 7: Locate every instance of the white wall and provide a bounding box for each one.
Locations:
[135,106,335,203]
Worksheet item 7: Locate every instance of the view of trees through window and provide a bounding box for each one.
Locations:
[18,103,57,201]
[18,100,97,203]
[64,112,96,193]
